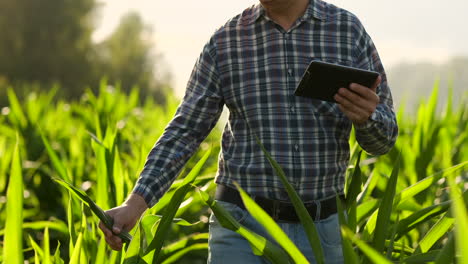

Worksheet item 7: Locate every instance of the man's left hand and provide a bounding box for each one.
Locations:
[334,75,381,126]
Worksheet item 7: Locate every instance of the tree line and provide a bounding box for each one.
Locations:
[0,0,170,105]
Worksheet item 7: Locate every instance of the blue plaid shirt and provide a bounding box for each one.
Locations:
[134,0,398,207]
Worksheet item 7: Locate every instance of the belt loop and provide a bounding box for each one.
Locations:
[314,200,321,221]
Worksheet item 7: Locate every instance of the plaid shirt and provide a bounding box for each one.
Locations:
[134,0,398,207]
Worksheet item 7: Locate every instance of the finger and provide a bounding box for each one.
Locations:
[337,104,365,124]
[337,87,369,107]
[371,75,382,92]
[104,234,123,251]
[98,221,113,237]
[348,84,380,104]
[334,92,372,117]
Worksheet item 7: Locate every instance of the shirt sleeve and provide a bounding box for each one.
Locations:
[353,29,398,156]
[132,38,224,207]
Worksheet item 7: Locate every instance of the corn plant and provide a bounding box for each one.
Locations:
[0,82,466,263]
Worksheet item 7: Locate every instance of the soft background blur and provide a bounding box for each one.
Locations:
[1,0,467,110]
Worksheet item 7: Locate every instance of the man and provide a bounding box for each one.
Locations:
[99,0,398,263]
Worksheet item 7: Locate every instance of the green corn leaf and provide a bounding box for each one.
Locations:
[251,132,324,264]
[395,161,468,206]
[69,232,84,264]
[415,213,454,253]
[144,149,211,261]
[53,241,64,264]
[234,182,309,264]
[43,227,51,264]
[0,220,68,236]
[29,235,43,263]
[113,146,125,205]
[96,235,107,264]
[356,199,379,225]
[434,233,455,264]
[346,150,363,208]
[91,138,110,210]
[39,129,72,183]
[2,135,24,264]
[160,243,208,264]
[160,233,209,259]
[51,177,132,243]
[123,221,146,264]
[402,250,442,263]
[386,214,400,259]
[6,87,27,128]
[394,201,451,240]
[342,227,392,264]
[336,196,360,264]
[447,169,468,263]
[197,188,291,264]
[372,152,400,253]
[68,194,77,254]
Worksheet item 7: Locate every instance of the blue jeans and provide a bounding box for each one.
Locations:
[208,201,344,264]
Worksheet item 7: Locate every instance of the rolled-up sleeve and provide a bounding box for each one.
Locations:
[132,38,224,207]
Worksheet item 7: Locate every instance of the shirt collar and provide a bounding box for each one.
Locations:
[242,0,326,25]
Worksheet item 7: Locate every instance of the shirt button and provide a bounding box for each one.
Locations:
[287,68,293,76]
[290,106,295,113]
[294,144,299,151]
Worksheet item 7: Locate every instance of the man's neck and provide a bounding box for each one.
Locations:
[262,0,310,31]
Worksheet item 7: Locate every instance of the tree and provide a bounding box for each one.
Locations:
[0,0,97,99]
[95,12,170,103]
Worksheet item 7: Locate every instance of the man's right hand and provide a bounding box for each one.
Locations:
[98,193,148,251]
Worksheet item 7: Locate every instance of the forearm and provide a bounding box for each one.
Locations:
[354,103,398,155]
[132,127,209,208]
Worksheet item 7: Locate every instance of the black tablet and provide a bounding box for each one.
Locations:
[294,60,379,103]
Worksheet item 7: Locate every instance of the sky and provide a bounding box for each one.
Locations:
[93,0,468,97]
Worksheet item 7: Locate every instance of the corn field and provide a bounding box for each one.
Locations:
[0,81,467,264]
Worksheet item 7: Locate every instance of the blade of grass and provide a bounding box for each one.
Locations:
[198,188,291,264]
[234,182,309,264]
[415,214,454,253]
[53,241,64,264]
[39,129,72,183]
[2,134,24,264]
[160,243,208,264]
[123,221,146,264]
[372,152,401,253]
[394,201,451,240]
[434,233,455,264]
[346,150,363,208]
[43,227,51,264]
[336,196,360,264]
[160,233,209,258]
[144,149,211,261]
[29,235,44,261]
[69,232,83,264]
[395,162,468,206]
[51,177,132,243]
[402,250,442,263]
[342,227,392,264]
[6,87,27,128]
[0,220,68,236]
[447,169,468,264]
[251,133,324,264]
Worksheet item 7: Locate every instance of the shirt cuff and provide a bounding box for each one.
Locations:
[132,183,158,208]
[354,111,379,130]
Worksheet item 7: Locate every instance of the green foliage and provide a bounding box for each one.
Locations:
[0,83,466,263]
[0,0,96,98]
[0,1,169,104]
